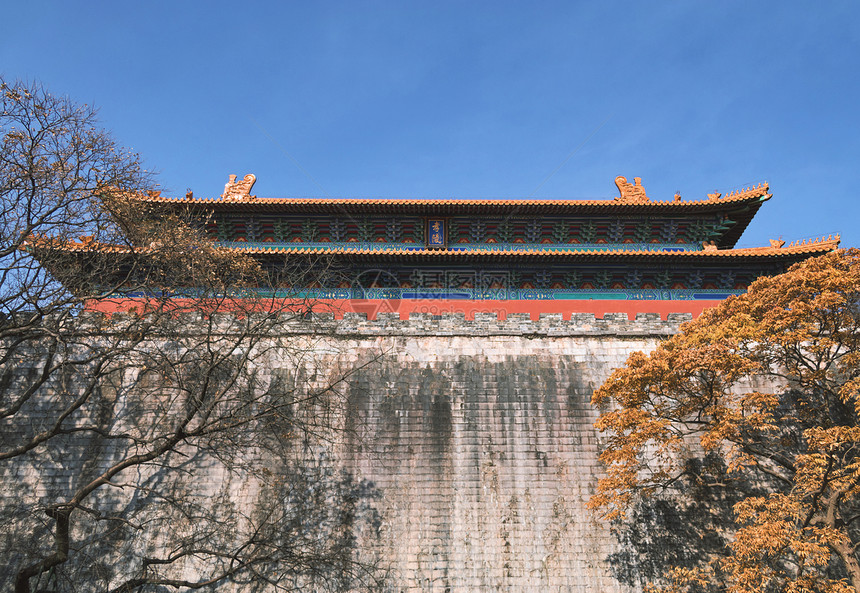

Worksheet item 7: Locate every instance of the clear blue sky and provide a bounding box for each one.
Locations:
[3,1,858,247]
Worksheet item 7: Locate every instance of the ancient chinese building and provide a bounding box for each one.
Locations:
[122,173,838,319]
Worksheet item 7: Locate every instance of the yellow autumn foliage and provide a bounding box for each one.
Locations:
[591,249,860,592]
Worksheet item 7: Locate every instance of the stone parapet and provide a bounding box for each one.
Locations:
[75,310,691,338]
[332,311,689,336]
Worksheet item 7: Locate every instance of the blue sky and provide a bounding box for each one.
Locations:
[3,1,858,247]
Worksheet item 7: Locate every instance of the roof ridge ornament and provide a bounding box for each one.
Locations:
[787,234,841,248]
[614,176,649,203]
[722,182,770,200]
[221,173,257,201]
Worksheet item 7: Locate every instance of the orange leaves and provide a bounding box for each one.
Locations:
[725,494,851,593]
[804,426,860,452]
[591,249,860,592]
[644,566,712,593]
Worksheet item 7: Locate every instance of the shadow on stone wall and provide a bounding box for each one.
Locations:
[605,453,749,591]
[2,444,385,592]
[605,453,855,591]
[605,387,860,591]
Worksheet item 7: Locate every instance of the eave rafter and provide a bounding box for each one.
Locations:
[24,234,839,264]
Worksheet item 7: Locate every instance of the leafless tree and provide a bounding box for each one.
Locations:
[0,78,383,593]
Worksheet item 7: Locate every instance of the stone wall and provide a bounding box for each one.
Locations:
[319,312,688,592]
[1,311,690,592]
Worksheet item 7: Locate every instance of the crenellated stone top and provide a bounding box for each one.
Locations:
[327,311,690,336]
[73,310,690,337]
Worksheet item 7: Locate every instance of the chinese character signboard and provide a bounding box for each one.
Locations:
[426,218,447,248]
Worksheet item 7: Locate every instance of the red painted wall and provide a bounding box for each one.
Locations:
[88,298,722,321]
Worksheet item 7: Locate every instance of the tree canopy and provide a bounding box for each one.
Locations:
[1,78,381,593]
[590,248,860,593]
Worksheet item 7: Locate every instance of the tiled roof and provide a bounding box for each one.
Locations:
[31,234,839,260]
[123,181,771,249]
[132,183,771,212]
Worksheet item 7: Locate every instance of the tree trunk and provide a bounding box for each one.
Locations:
[825,487,860,593]
[14,508,70,593]
[832,537,860,593]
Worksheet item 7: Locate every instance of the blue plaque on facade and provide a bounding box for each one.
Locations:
[426,218,446,248]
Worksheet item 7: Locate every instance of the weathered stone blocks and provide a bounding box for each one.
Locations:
[316,314,680,592]
[2,312,685,592]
